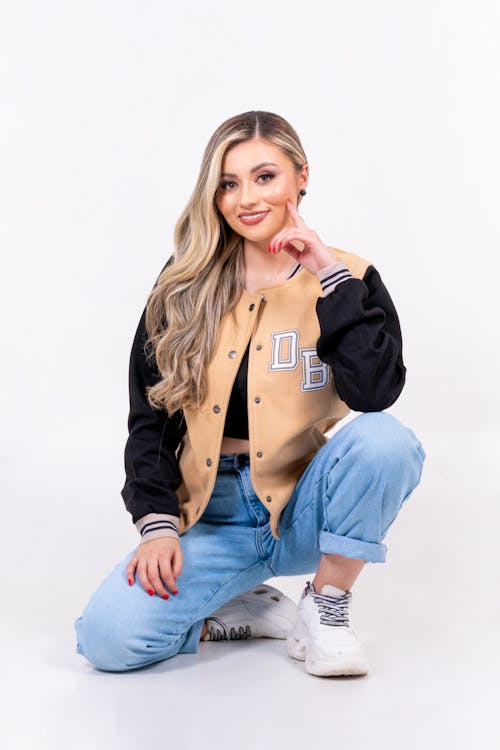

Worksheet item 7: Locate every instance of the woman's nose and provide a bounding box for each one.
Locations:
[239,181,257,206]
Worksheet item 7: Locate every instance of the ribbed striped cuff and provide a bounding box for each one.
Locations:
[316,260,353,297]
[135,513,180,545]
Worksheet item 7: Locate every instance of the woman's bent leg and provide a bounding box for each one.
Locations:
[269,411,427,575]
[74,520,271,672]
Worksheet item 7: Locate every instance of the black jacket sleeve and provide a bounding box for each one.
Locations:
[120,258,186,525]
[315,264,406,411]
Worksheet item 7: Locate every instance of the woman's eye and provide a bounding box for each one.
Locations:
[219,173,275,192]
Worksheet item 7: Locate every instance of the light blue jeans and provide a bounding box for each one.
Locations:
[74,411,426,672]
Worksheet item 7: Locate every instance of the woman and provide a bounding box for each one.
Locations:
[74,110,426,678]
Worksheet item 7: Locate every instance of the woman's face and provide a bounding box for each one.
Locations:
[216,138,308,244]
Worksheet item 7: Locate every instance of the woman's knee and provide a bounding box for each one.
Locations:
[74,595,183,673]
[341,411,426,480]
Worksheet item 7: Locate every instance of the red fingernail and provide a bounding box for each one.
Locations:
[147,588,154,596]
[128,579,133,585]
[268,244,271,252]
[173,590,179,595]
[162,594,169,600]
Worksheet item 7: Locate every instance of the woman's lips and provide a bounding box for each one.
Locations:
[239,210,270,225]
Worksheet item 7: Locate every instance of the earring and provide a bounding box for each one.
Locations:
[299,189,306,196]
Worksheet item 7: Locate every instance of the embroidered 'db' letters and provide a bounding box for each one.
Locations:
[269,329,330,392]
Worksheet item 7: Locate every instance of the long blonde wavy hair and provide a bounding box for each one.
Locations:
[144,110,308,416]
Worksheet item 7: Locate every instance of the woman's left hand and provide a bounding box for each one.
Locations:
[268,199,336,274]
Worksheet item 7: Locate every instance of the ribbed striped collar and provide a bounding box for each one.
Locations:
[287,262,303,279]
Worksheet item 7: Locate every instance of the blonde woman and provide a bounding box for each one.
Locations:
[74,111,426,677]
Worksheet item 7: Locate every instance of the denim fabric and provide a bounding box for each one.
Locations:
[74,411,426,671]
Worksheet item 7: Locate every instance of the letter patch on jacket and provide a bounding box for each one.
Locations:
[269,329,330,392]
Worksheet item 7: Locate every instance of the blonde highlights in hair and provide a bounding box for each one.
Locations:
[144,110,308,416]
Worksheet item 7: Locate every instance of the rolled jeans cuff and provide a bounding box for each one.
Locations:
[319,529,387,563]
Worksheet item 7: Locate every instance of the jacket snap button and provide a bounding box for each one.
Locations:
[228,350,237,358]
[254,397,261,403]
[257,451,263,458]
[249,303,255,311]
[266,496,272,503]
[261,295,267,302]
[213,404,221,413]
[206,458,212,466]
[256,344,262,351]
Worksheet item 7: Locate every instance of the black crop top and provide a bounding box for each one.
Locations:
[223,340,251,439]
[223,263,302,439]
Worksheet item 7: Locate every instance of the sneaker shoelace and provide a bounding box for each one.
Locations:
[304,580,352,627]
[205,616,252,641]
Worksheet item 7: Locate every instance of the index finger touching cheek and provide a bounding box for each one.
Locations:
[286,198,308,228]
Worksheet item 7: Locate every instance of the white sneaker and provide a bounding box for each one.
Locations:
[201,584,298,642]
[286,580,370,676]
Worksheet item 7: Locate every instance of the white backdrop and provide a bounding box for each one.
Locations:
[1,2,499,748]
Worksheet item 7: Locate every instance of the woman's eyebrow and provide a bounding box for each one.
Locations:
[221,161,279,178]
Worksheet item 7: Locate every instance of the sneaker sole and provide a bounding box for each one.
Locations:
[287,636,369,677]
[306,654,369,677]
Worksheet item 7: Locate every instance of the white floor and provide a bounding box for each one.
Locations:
[2,431,499,750]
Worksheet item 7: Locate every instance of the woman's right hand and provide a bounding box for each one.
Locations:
[126,537,183,599]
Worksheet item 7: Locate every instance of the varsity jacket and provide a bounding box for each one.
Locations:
[121,247,406,544]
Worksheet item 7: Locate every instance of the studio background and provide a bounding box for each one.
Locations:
[1,1,498,748]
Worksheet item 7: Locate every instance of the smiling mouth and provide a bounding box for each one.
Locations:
[239,210,270,224]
